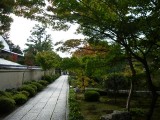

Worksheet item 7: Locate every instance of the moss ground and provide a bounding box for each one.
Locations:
[75,92,160,120]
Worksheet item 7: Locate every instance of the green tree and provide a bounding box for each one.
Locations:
[0,0,14,34]
[3,33,23,54]
[45,1,160,119]
[104,73,128,103]
[35,51,61,71]
[25,24,53,53]
[61,57,90,92]
[0,0,45,35]
[24,24,53,65]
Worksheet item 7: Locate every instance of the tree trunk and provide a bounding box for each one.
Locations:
[126,52,136,111]
[126,78,133,111]
[82,77,85,93]
[143,60,158,120]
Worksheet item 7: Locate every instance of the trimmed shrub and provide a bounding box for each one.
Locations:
[52,74,59,80]
[42,75,52,83]
[69,89,84,120]
[28,84,37,92]
[13,93,28,105]
[38,80,49,86]
[20,91,30,97]
[0,97,16,113]
[84,90,100,102]
[18,85,36,97]
[0,91,7,97]
[0,91,12,98]
[31,82,44,91]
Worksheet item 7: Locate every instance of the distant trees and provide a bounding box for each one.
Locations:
[2,32,23,54]
[24,24,53,54]
[24,24,53,66]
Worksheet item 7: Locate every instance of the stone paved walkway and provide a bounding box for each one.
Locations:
[3,75,69,120]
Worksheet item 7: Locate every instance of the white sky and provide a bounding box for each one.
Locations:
[9,15,84,57]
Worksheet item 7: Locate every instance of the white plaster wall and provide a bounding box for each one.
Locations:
[0,69,45,91]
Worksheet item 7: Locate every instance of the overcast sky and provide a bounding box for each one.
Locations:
[9,15,84,57]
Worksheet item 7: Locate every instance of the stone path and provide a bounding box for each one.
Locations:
[3,75,69,120]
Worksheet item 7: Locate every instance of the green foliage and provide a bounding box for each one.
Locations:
[0,97,16,113]
[25,24,53,54]
[42,75,53,83]
[31,82,44,91]
[130,108,146,117]
[18,85,36,97]
[24,24,54,66]
[38,80,49,86]
[84,90,100,102]
[0,91,12,98]
[68,76,78,87]
[20,91,30,97]
[41,74,59,83]
[35,51,61,70]
[0,1,13,34]
[0,77,55,114]
[60,57,82,71]
[28,84,37,92]
[55,39,83,53]
[69,89,84,120]
[104,73,128,91]
[13,93,28,105]
[0,0,45,34]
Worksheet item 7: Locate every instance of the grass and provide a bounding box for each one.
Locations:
[73,92,160,120]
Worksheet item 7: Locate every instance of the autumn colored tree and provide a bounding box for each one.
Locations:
[3,0,159,119]
[44,1,160,119]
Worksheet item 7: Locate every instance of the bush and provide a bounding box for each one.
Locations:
[38,80,49,86]
[0,97,16,113]
[69,89,84,120]
[13,93,28,105]
[31,82,44,91]
[130,108,146,117]
[84,90,100,102]
[52,74,59,80]
[96,89,108,96]
[0,91,12,98]
[18,85,36,97]
[42,75,53,83]
[20,91,30,97]
[28,84,37,92]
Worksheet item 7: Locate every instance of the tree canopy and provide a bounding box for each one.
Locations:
[35,51,61,70]
[24,24,53,66]
[43,1,160,119]
[0,0,45,35]
[1,1,160,119]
